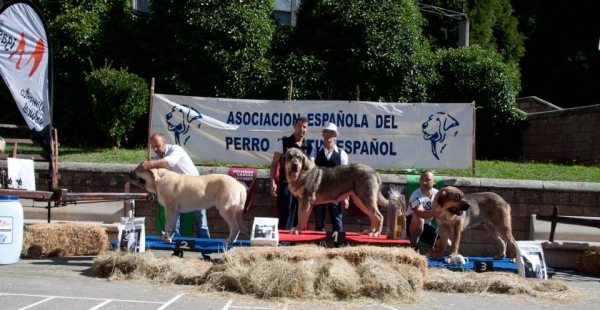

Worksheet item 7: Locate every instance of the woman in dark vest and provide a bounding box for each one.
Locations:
[309,123,349,244]
[269,116,312,230]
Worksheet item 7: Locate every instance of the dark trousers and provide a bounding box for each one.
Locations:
[314,203,343,232]
[277,182,298,230]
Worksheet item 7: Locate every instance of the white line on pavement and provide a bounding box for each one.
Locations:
[18,296,55,310]
[89,299,112,310]
[157,293,186,310]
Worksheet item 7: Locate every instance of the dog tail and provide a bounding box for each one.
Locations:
[375,173,389,207]
[237,183,250,236]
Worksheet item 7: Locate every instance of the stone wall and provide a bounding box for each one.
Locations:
[521,104,600,165]
[7,161,600,258]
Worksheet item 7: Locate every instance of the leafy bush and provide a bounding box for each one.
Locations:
[85,66,149,147]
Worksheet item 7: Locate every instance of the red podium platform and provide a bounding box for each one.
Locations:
[277,230,410,246]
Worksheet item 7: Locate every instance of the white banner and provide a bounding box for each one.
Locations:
[0,1,51,132]
[151,94,474,169]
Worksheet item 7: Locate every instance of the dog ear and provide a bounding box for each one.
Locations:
[433,188,447,211]
[302,154,309,171]
[150,169,161,181]
[304,153,315,171]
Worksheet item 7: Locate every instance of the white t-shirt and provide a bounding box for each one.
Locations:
[153,144,198,176]
[407,188,438,224]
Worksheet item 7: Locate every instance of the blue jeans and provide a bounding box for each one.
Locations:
[174,209,210,238]
[277,182,298,230]
[314,202,343,232]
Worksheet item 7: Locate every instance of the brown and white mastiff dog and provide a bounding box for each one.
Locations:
[433,186,518,263]
[281,148,388,236]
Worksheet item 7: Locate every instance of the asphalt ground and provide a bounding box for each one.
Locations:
[1,252,600,310]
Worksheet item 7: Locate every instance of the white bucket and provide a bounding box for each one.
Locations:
[0,195,24,265]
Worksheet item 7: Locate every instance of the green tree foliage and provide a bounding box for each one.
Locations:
[147,0,275,98]
[29,0,146,145]
[429,46,526,159]
[420,0,524,64]
[291,0,436,102]
[85,66,149,147]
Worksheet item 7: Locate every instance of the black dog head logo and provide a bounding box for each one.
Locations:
[165,104,202,145]
[422,112,460,160]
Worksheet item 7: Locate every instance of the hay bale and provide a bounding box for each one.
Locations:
[577,250,600,275]
[203,257,316,299]
[326,245,428,277]
[424,268,583,300]
[356,257,423,302]
[93,251,211,285]
[315,257,361,300]
[223,244,327,263]
[22,223,109,258]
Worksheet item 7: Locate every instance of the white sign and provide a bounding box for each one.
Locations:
[151,94,474,169]
[7,157,36,191]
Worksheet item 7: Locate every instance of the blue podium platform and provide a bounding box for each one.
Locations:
[112,235,251,256]
[428,256,518,271]
[427,256,555,277]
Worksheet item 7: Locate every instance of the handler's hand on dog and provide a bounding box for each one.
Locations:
[137,161,152,171]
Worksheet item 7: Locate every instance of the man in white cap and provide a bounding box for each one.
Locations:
[309,122,349,246]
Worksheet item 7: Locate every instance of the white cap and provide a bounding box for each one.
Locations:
[323,123,338,136]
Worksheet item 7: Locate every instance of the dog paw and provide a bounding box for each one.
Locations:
[431,255,443,261]
[509,257,517,263]
[362,229,377,236]
[290,227,301,235]
[493,254,506,260]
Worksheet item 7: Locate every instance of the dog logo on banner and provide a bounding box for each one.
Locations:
[165,104,202,145]
[422,112,460,160]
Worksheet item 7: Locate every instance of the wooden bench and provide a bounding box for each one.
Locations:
[0,123,60,189]
[530,206,600,269]
[0,123,51,161]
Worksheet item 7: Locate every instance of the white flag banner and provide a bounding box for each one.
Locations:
[151,94,474,169]
[0,0,51,132]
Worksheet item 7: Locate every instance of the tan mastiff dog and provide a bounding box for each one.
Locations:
[130,168,249,245]
[281,148,388,236]
[433,186,518,263]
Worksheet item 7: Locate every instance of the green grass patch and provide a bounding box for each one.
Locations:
[4,145,599,182]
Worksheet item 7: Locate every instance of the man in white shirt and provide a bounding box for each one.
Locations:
[136,132,210,238]
[407,170,440,252]
[309,123,349,243]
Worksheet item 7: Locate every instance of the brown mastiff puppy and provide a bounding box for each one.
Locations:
[130,168,249,245]
[281,148,388,236]
[432,186,518,263]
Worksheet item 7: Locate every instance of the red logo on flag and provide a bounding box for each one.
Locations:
[9,32,45,77]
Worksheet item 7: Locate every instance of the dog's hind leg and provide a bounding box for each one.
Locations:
[493,221,518,262]
[353,196,383,237]
[485,223,508,260]
[218,206,241,245]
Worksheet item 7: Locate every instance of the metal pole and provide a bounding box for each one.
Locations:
[459,19,470,47]
[147,78,155,160]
